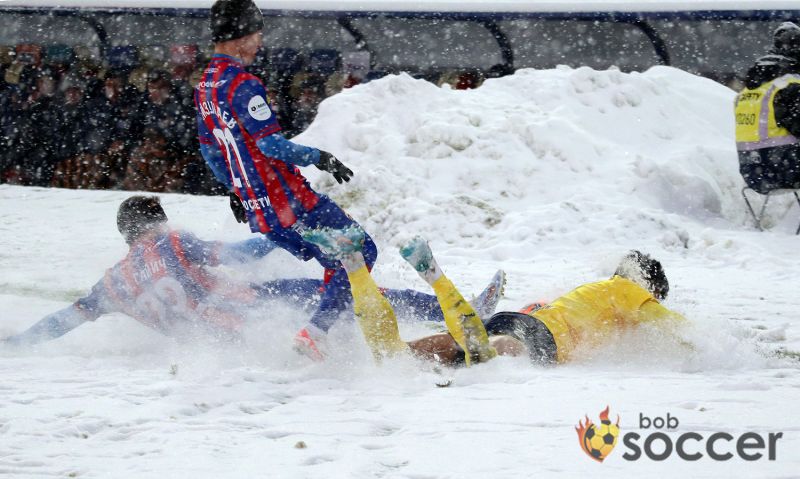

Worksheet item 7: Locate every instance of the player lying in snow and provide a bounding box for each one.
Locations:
[2,196,502,348]
[303,226,686,366]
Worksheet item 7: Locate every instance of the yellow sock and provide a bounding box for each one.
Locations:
[431,275,497,366]
[347,266,408,359]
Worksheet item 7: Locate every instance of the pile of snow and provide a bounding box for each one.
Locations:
[300,66,798,298]
[1,66,799,478]
[305,66,739,240]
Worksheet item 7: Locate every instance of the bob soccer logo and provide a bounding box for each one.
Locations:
[575,407,783,463]
[576,406,620,462]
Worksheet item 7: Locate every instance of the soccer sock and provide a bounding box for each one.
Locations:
[430,275,497,366]
[339,251,367,273]
[346,265,408,359]
[419,257,443,284]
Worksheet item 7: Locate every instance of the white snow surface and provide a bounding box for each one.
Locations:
[2,66,800,478]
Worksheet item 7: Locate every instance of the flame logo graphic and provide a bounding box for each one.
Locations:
[576,406,621,462]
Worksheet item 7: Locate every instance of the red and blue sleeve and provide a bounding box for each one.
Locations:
[177,233,224,267]
[73,279,113,320]
[230,77,281,140]
[4,280,109,345]
[217,237,277,264]
[231,78,321,167]
[178,231,277,266]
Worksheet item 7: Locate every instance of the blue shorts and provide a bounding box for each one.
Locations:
[263,194,378,332]
[452,312,557,365]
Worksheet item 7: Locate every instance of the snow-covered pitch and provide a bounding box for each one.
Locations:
[1,66,799,478]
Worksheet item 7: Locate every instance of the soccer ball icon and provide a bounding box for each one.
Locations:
[576,406,620,462]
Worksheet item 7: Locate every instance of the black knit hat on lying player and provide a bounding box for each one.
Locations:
[210,0,264,43]
[614,250,669,301]
[117,196,168,245]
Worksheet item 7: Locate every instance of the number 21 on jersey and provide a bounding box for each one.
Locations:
[213,127,251,189]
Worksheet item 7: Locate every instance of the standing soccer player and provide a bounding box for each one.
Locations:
[195,0,376,359]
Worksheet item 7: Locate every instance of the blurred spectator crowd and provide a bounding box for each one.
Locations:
[0,43,215,193]
[0,42,491,195]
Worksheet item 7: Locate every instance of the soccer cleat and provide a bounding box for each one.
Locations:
[471,269,506,323]
[399,236,435,273]
[293,327,325,362]
[302,226,365,259]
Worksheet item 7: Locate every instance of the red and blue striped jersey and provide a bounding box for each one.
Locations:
[194,54,319,234]
[74,230,249,336]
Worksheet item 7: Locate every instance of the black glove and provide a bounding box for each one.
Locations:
[229,192,247,223]
[315,150,353,184]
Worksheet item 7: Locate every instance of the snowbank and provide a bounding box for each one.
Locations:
[303,66,741,239]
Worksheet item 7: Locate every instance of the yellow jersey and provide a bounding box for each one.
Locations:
[532,275,684,362]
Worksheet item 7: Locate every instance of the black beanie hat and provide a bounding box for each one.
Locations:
[774,22,800,57]
[210,0,264,43]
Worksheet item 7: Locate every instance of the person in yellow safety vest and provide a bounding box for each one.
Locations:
[735,21,800,194]
[302,225,684,366]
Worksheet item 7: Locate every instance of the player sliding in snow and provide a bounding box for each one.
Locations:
[303,226,685,366]
[2,197,503,347]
